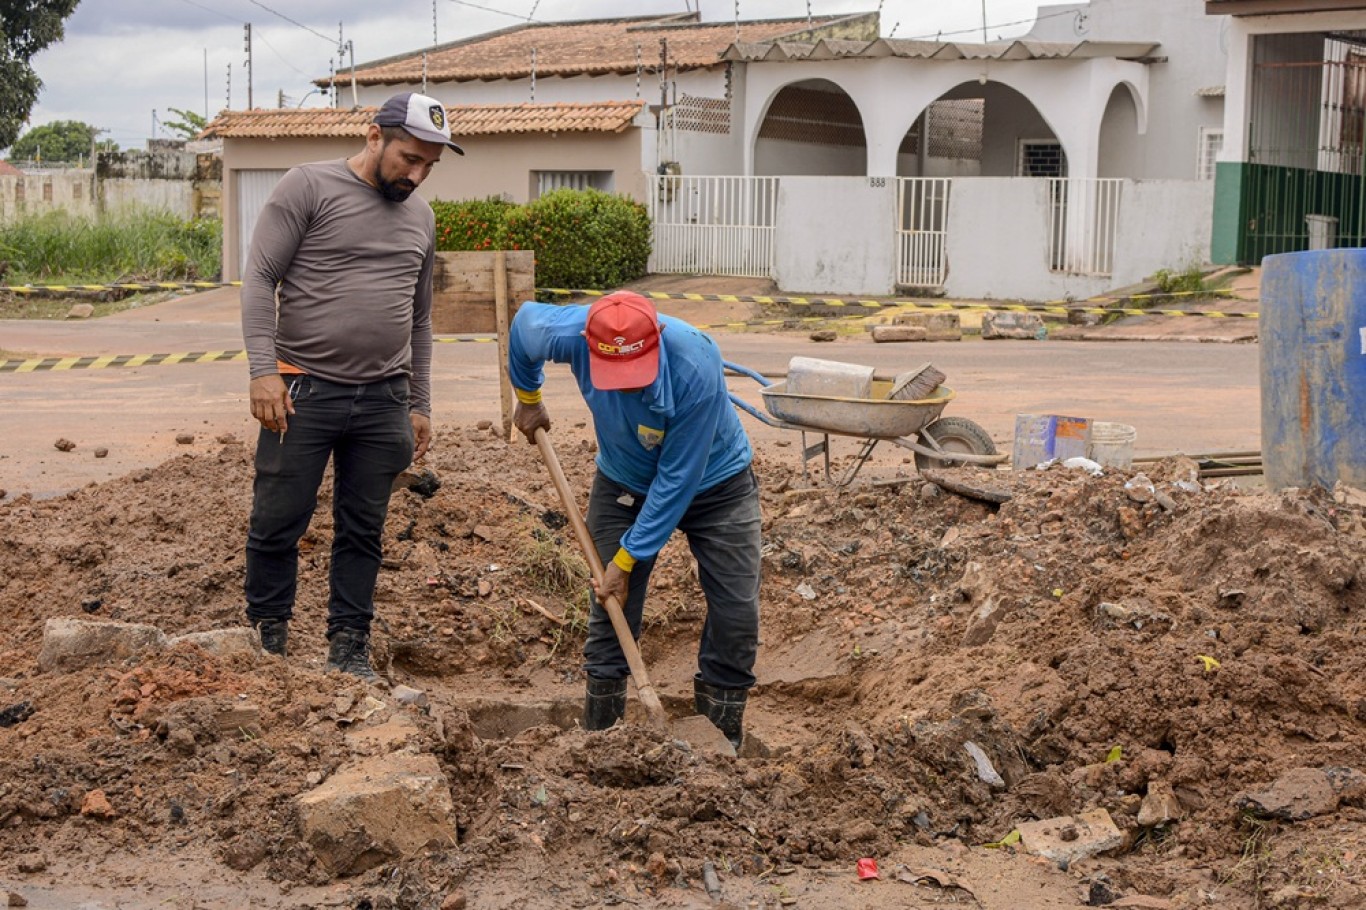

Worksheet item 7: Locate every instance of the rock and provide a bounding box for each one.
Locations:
[671,714,737,758]
[981,311,1046,340]
[392,685,429,708]
[64,303,95,319]
[79,789,117,820]
[961,597,1010,646]
[809,330,837,342]
[38,617,167,673]
[964,741,1006,789]
[7,890,29,906]
[871,325,928,343]
[1017,808,1124,867]
[296,751,458,875]
[476,419,493,430]
[167,627,260,660]
[93,447,109,458]
[14,855,46,874]
[220,832,269,871]
[1137,780,1184,827]
[440,892,467,910]
[216,433,241,445]
[1234,766,1366,821]
[891,310,962,341]
[53,438,76,452]
[175,433,195,445]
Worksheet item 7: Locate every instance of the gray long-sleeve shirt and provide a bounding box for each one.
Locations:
[241,158,434,415]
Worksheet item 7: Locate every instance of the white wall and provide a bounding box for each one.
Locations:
[1111,179,1215,285]
[352,68,727,109]
[773,177,896,294]
[0,172,96,223]
[1029,0,1226,179]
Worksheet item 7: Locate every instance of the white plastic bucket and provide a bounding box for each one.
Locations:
[786,357,875,399]
[1088,421,1137,469]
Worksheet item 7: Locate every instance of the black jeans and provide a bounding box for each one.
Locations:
[244,375,414,637]
[583,466,762,690]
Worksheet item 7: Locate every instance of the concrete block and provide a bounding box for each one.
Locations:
[891,310,962,340]
[1017,808,1123,866]
[871,325,928,343]
[981,311,1046,340]
[167,627,261,659]
[297,751,457,875]
[38,617,166,673]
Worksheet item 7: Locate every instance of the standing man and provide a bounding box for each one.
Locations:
[240,92,461,680]
[508,292,762,748]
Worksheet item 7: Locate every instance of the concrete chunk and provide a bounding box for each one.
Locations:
[297,751,457,875]
[1017,808,1123,866]
[871,325,928,343]
[1138,780,1184,827]
[1234,767,1366,821]
[38,617,166,673]
[891,310,962,340]
[981,311,1046,340]
[167,627,260,659]
[961,597,1010,647]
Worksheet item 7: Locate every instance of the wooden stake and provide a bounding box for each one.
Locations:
[494,250,514,442]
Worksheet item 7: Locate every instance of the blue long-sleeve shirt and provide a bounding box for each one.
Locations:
[508,302,752,562]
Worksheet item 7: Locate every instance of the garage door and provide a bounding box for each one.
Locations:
[235,169,287,277]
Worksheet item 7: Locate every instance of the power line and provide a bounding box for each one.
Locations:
[252,28,314,77]
[900,7,1078,42]
[444,0,540,23]
[173,0,238,24]
[244,0,335,44]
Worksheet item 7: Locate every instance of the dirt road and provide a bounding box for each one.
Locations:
[1,287,1259,500]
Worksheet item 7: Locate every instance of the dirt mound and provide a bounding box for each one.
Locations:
[2,428,1365,909]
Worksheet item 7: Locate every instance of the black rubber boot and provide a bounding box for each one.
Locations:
[252,619,288,657]
[325,628,380,682]
[583,676,628,731]
[694,678,747,750]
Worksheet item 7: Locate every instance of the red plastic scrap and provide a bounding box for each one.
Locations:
[857,858,880,880]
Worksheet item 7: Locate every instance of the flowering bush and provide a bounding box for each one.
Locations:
[430,190,651,291]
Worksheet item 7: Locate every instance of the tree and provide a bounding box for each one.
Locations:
[8,119,110,163]
[162,107,208,141]
[0,0,82,151]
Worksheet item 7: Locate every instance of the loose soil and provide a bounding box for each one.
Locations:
[3,421,1365,909]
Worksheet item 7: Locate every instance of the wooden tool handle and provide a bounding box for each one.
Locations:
[534,428,669,730]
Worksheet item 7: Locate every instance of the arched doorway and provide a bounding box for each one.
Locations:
[754,79,867,176]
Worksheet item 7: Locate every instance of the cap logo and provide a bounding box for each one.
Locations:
[428,105,445,130]
[596,336,645,357]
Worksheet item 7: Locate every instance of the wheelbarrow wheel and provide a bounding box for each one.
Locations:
[914,417,997,471]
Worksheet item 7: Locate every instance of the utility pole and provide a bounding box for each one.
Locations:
[981,0,989,42]
[203,49,209,119]
[226,62,232,110]
[277,88,285,109]
[243,23,254,109]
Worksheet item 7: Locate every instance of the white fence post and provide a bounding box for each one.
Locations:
[648,174,778,278]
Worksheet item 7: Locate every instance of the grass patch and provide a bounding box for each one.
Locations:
[0,209,221,286]
[0,289,180,321]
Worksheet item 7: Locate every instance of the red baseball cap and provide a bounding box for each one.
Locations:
[583,292,662,390]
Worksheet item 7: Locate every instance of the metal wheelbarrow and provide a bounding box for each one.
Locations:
[724,360,1006,486]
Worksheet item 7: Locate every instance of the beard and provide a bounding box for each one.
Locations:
[373,161,416,202]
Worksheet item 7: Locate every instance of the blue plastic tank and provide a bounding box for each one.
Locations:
[1261,248,1366,490]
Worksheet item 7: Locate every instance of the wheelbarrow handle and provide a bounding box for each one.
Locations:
[723,360,773,387]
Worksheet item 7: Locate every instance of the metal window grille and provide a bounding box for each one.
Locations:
[1198,127,1224,181]
[926,99,984,161]
[534,171,614,197]
[1018,140,1066,177]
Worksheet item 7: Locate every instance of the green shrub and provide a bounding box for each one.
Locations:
[1152,266,1206,295]
[430,189,651,291]
[431,196,514,252]
[0,209,221,283]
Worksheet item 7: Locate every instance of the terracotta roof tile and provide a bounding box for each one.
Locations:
[201,101,646,140]
[0,160,23,176]
[337,14,863,85]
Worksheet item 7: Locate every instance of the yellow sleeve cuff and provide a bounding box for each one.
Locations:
[612,548,637,572]
[515,387,543,405]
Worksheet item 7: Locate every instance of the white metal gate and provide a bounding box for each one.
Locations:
[895,177,952,288]
[1047,177,1123,276]
[235,169,287,277]
[647,174,778,278]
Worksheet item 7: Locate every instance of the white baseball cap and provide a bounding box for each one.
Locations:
[373,92,465,155]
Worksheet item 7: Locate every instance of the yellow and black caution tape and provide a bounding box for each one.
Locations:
[538,288,1258,320]
[2,281,242,295]
[1,350,247,373]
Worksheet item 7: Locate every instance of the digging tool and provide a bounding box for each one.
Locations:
[533,427,670,731]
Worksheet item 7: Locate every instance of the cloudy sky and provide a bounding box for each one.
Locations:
[24,0,1051,150]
